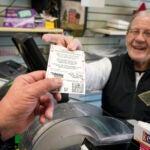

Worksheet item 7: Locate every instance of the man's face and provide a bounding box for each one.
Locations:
[126,15,150,63]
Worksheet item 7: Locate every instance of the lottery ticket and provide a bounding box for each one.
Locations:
[46,44,85,94]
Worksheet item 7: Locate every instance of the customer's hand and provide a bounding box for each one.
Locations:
[0,70,62,141]
[42,34,82,50]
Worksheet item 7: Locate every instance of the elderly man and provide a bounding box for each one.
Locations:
[42,10,150,123]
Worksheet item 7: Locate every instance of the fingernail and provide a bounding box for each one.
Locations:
[54,78,62,84]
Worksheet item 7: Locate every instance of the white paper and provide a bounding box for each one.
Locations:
[81,0,105,7]
[138,121,150,132]
[46,44,85,94]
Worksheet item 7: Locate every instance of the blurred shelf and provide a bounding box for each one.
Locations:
[90,28,127,35]
[0,27,63,33]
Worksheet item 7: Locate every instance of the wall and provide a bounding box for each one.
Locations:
[0,0,150,63]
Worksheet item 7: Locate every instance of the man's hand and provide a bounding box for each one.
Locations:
[0,70,62,141]
[42,34,82,50]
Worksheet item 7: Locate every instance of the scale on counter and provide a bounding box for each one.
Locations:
[19,102,133,150]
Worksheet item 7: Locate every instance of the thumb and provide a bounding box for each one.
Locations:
[27,78,62,97]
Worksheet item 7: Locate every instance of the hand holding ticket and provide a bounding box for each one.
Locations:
[46,44,85,94]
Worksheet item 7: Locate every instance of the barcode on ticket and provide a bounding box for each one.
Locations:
[72,82,84,93]
[51,72,64,78]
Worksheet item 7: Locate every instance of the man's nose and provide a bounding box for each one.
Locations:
[135,32,145,41]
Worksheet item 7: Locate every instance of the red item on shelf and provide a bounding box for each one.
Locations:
[133,3,146,15]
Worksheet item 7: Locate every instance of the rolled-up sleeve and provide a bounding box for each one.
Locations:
[86,57,112,91]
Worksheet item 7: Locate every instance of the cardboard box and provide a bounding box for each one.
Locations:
[45,21,55,29]
[3,8,37,28]
[134,122,150,150]
[140,142,150,150]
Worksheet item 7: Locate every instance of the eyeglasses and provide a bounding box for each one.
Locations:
[128,29,150,38]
